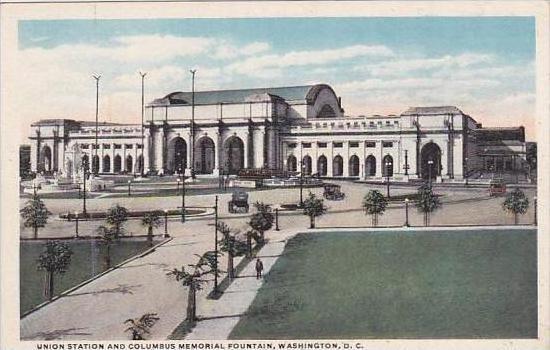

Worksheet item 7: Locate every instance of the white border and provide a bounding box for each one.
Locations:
[1,2,548,349]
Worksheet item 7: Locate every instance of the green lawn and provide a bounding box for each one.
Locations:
[230,229,537,339]
[20,239,158,314]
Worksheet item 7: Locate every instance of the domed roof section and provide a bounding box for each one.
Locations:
[148,84,333,107]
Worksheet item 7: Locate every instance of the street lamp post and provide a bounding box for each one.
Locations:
[275,208,280,231]
[385,161,391,198]
[299,163,305,207]
[404,198,410,227]
[214,195,219,294]
[164,209,168,237]
[82,167,87,216]
[176,178,181,195]
[92,74,101,177]
[74,211,79,238]
[190,69,197,179]
[534,196,537,226]
[181,174,186,223]
[464,157,469,187]
[428,160,434,188]
[127,180,132,196]
[139,71,147,178]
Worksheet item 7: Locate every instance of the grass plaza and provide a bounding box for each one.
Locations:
[230,228,537,339]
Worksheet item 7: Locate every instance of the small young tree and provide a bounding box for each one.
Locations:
[96,225,115,270]
[167,251,220,322]
[105,204,128,239]
[21,192,51,239]
[362,190,388,227]
[37,240,73,300]
[141,211,162,246]
[124,313,160,340]
[302,192,327,229]
[248,202,274,242]
[245,229,261,258]
[217,222,247,279]
[415,183,441,226]
[502,187,529,225]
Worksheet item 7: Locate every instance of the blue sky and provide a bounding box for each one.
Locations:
[17,17,536,139]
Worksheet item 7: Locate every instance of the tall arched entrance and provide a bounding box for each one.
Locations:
[287,155,297,172]
[82,154,90,172]
[302,156,312,175]
[349,155,360,177]
[126,155,133,174]
[92,155,100,174]
[103,155,111,173]
[167,137,187,174]
[382,155,393,177]
[318,155,327,176]
[365,155,376,176]
[136,155,144,174]
[333,155,343,176]
[224,136,245,174]
[194,136,215,174]
[113,155,122,173]
[420,142,442,179]
[39,145,52,172]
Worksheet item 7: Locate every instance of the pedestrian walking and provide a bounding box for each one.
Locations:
[255,258,264,279]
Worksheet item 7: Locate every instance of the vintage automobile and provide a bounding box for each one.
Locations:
[323,183,345,200]
[228,190,250,213]
[488,179,507,197]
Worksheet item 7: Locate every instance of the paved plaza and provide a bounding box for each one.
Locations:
[19,181,537,340]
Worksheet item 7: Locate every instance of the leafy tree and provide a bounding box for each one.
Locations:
[167,251,221,321]
[21,192,51,239]
[124,313,160,340]
[502,187,529,225]
[105,204,128,239]
[415,183,441,226]
[362,190,388,227]
[245,229,261,258]
[302,192,327,229]
[141,211,162,246]
[96,225,115,270]
[37,240,73,300]
[248,202,274,242]
[217,222,247,279]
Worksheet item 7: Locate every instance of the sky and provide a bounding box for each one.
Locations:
[16,17,536,142]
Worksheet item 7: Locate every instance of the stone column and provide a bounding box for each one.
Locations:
[122,144,127,172]
[312,142,318,175]
[185,132,192,176]
[214,131,221,176]
[359,141,366,179]
[377,141,383,178]
[243,132,249,169]
[343,142,350,177]
[111,143,115,174]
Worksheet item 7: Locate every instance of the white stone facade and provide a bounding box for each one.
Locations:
[28,84,527,181]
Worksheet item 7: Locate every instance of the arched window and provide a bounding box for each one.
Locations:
[365,155,376,177]
[287,155,297,172]
[318,155,328,176]
[382,155,393,177]
[302,156,312,175]
[349,155,360,177]
[317,104,336,118]
[333,155,343,176]
[126,155,133,174]
[113,155,122,173]
[224,136,245,174]
[103,155,111,173]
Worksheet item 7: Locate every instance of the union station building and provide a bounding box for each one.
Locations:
[28,83,528,181]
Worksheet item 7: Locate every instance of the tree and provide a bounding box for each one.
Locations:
[245,229,261,258]
[21,192,51,239]
[37,240,73,300]
[141,211,162,246]
[124,313,160,340]
[105,204,128,239]
[217,222,247,279]
[248,202,274,242]
[167,251,220,321]
[96,225,115,270]
[362,190,388,227]
[502,187,529,225]
[415,183,441,226]
[302,192,327,229]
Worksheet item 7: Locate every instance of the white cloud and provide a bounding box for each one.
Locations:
[227,45,394,76]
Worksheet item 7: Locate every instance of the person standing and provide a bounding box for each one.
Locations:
[255,258,264,279]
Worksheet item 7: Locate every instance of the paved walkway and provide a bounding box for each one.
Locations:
[19,182,537,340]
